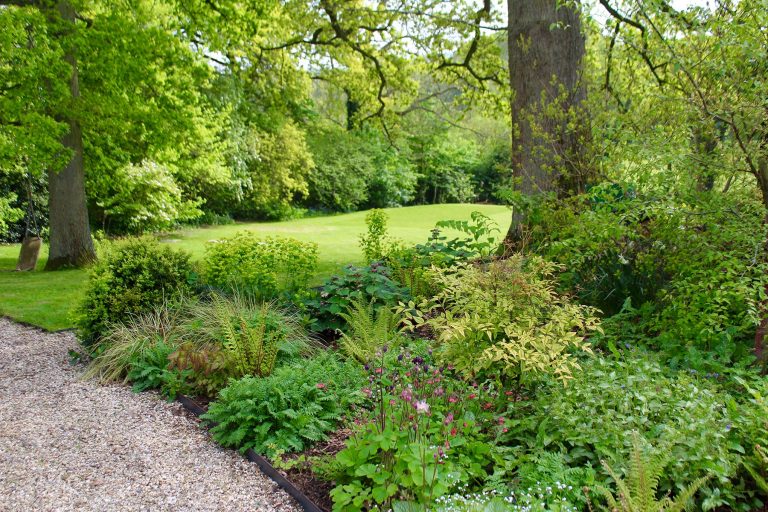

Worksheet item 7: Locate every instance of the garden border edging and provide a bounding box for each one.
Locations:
[176,394,325,512]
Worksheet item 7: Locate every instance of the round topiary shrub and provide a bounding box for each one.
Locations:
[74,237,194,347]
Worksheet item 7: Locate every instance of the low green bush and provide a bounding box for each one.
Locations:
[504,354,766,511]
[399,255,599,384]
[305,262,410,332]
[127,340,191,399]
[203,352,366,457]
[74,237,194,346]
[203,232,318,299]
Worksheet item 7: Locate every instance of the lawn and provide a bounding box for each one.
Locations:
[0,204,511,331]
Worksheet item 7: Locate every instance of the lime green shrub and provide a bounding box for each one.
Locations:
[203,232,318,298]
[399,255,599,383]
[74,238,193,346]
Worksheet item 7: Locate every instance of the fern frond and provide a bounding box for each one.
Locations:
[596,432,708,512]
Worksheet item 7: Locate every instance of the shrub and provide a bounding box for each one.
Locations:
[74,237,194,346]
[399,255,599,384]
[528,189,768,373]
[89,160,203,235]
[203,352,366,457]
[305,262,410,332]
[230,121,313,220]
[306,127,375,212]
[504,355,761,510]
[203,232,318,299]
[359,209,394,264]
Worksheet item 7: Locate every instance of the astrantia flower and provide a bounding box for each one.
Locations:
[316,383,326,390]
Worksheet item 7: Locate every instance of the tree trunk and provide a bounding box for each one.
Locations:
[754,153,768,364]
[505,0,588,246]
[44,1,96,270]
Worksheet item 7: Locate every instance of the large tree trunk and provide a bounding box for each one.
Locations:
[505,0,588,247]
[44,1,95,270]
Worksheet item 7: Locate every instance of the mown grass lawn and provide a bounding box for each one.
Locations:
[0,204,511,331]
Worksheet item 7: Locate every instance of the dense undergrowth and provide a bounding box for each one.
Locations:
[77,196,768,511]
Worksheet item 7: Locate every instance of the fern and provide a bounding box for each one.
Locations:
[338,299,403,363]
[591,432,709,512]
[185,293,314,378]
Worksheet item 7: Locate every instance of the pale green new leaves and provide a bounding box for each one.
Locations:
[399,254,600,383]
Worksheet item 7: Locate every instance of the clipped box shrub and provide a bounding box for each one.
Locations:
[74,237,194,347]
[203,232,318,299]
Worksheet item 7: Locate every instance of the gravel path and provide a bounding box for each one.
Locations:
[0,319,300,512]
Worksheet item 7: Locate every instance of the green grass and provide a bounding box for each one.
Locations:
[0,204,511,331]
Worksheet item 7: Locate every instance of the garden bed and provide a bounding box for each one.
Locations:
[177,394,331,512]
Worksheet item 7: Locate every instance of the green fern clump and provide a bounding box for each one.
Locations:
[203,352,366,457]
[183,293,315,378]
[591,432,709,512]
[338,299,403,363]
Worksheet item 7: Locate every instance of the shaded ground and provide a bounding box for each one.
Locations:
[0,319,299,512]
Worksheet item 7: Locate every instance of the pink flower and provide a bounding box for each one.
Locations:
[468,393,477,399]
[375,367,383,374]
[450,427,458,436]
[434,387,445,397]
[497,416,505,425]
[362,387,372,397]
[400,388,413,402]
[316,383,326,390]
[415,400,430,414]
[444,412,454,425]
[448,395,459,403]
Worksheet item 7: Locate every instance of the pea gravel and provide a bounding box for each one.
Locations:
[0,319,300,512]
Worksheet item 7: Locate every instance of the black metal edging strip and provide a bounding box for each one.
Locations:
[176,394,325,512]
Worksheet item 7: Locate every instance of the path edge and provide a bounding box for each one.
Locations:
[176,394,325,512]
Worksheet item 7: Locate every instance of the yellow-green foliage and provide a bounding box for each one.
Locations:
[593,432,709,512]
[399,255,599,383]
[203,232,318,298]
[338,299,403,363]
